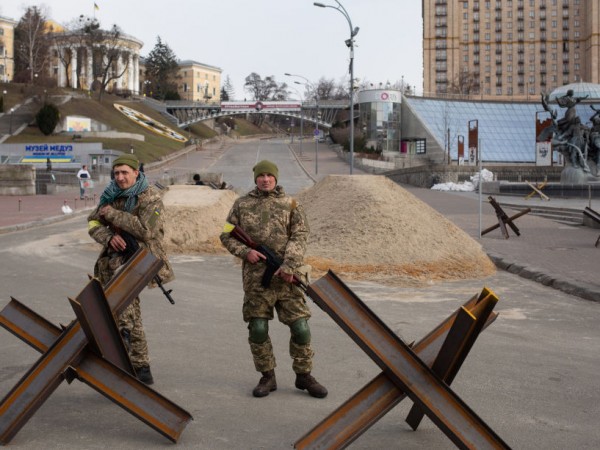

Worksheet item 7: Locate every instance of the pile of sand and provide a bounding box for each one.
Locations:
[163,185,238,254]
[162,176,495,285]
[296,175,495,285]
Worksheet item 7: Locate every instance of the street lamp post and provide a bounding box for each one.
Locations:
[285,73,319,174]
[1,90,6,113]
[9,108,14,135]
[314,1,358,174]
[289,85,305,156]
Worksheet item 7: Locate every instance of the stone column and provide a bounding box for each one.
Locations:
[71,47,78,88]
[57,46,66,87]
[87,47,94,90]
[128,53,134,92]
[116,50,123,90]
[133,55,140,95]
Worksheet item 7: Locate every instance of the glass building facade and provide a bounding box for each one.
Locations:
[357,89,402,154]
[405,96,596,163]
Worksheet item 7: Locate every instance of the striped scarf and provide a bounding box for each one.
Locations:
[99,172,149,212]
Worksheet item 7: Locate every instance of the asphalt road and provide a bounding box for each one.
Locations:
[1,139,599,449]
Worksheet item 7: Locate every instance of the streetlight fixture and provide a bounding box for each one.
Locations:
[285,73,319,174]
[314,0,359,174]
[1,90,6,113]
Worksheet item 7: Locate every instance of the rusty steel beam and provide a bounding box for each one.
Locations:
[0,249,175,445]
[406,291,498,430]
[74,354,192,443]
[302,271,510,450]
[0,321,88,444]
[69,279,134,374]
[103,248,163,316]
[0,297,61,352]
[295,291,498,450]
[0,298,192,443]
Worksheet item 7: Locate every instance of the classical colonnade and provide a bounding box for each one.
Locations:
[49,40,141,93]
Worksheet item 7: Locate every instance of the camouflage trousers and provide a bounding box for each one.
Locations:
[119,297,149,368]
[244,279,314,374]
[96,255,149,368]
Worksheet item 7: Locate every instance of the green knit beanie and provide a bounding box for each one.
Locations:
[113,154,140,170]
[253,160,279,182]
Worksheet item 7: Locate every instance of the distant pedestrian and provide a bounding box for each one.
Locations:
[139,163,145,173]
[193,173,205,185]
[46,158,52,172]
[77,165,91,199]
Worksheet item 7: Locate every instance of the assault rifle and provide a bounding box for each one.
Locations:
[118,230,176,305]
[222,222,307,290]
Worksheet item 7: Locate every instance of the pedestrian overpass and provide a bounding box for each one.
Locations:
[144,98,350,129]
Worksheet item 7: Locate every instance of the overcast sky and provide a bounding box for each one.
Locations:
[2,1,423,100]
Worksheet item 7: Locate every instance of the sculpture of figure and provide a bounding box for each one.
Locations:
[555,89,588,140]
[540,92,590,174]
[588,105,600,168]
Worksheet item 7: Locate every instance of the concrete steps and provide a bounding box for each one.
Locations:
[500,202,584,226]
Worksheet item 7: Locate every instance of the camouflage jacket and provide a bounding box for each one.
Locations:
[220,185,309,289]
[87,185,174,286]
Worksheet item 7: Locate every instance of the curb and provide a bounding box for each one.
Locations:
[0,207,93,235]
[488,252,600,303]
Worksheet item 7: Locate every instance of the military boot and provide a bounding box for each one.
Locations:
[295,372,328,398]
[135,365,154,385]
[252,370,277,397]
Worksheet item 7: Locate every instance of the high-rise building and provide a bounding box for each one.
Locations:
[423,0,600,100]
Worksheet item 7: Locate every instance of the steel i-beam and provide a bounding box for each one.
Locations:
[297,271,510,450]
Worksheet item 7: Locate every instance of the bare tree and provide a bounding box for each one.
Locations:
[70,17,132,100]
[13,6,50,83]
[244,73,287,101]
[449,70,480,98]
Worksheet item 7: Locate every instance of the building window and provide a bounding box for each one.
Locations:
[415,139,426,155]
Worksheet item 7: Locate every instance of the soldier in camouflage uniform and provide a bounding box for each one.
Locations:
[220,160,327,398]
[87,154,174,385]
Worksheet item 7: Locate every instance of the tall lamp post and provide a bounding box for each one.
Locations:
[285,73,319,174]
[314,1,358,174]
[9,108,14,135]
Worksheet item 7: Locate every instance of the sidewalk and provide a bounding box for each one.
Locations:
[1,143,599,302]
[0,187,96,233]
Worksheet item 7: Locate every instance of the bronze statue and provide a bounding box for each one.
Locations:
[540,91,599,182]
